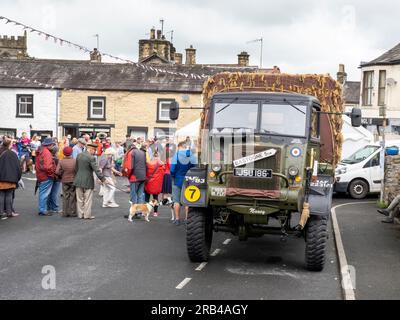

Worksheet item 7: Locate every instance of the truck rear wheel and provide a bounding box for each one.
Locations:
[305,215,328,271]
[186,207,213,262]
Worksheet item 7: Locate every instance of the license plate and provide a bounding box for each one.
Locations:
[234,168,272,178]
[211,187,226,197]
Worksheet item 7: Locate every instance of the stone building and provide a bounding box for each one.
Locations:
[0,31,28,59]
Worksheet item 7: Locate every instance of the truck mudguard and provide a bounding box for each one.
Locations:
[180,168,208,207]
[308,175,334,216]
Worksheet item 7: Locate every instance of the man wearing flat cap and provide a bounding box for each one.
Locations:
[35,137,58,216]
[72,137,86,159]
[74,143,105,220]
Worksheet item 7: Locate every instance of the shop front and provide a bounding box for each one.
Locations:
[60,123,115,140]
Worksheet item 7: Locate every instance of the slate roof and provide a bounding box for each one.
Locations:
[343,81,360,104]
[361,43,400,67]
[0,58,274,93]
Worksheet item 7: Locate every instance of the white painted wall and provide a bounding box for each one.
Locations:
[360,64,400,117]
[0,88,58,138]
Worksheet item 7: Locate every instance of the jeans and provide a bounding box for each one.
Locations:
[0,189,14,216]
[38,179,60,213]
[130,181,145,204]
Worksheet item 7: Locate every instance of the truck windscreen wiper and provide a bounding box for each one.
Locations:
[216,97,239,114]
[283,98,306,115]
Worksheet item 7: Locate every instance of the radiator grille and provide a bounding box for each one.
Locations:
[228,145,281,191]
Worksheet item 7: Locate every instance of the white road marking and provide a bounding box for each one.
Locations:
[22,177,37,181]
[226,266,300,279]
[210,249,221,256]
[331,201,375,301]
[176,277,192,290]
[223,239,231,245]
[195,262,208,271]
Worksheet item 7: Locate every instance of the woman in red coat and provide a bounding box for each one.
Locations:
[145,152,165,216]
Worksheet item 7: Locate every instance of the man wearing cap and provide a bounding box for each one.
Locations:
[72,138,86,159]
[35,137,58,216]
[56,146,76,217]
[74,143,105,220]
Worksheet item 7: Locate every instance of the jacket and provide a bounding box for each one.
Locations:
[0,147,22,185]
[170,150,197,187]
[128,146,147,183]
[73,151,104,189]
[56,157,76,184]
[35,146,57,183]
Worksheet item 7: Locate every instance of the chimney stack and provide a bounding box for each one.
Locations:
[185,45,196,65]
[337,64,347,84]
[237,51,249,66]
[156,30,162,40]
[90,48,102,62]
[175,53,183,65]
[150,28,155,40]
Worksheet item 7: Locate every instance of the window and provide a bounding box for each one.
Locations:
[128,126,148,140]
[378,70,386,106]
[0,128,16,138]
[154,127,176,139]
[157,99,175,122]
[88,97,106,120]
[16,94,33,118]
[362,71,374,106]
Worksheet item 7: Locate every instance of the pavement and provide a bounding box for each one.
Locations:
[0,175,399,300]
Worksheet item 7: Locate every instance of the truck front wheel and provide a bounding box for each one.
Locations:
[305,215,328,271]
[186,207,213,262]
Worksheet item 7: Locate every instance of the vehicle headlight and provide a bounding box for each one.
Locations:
[212,165,222,173]
[335,167,347,175]
[288,166,299,177]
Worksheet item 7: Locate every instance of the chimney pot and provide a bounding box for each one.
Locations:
[156,30,162,39]
[150,28,155,39]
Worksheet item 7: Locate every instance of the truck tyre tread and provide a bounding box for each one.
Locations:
[186,208,213,262]
[305,215,328,271]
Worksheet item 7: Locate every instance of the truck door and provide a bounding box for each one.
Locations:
[364,150,382,192]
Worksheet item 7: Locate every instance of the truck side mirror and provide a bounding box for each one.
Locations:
[169,101,180,121]
[350,108,362,127]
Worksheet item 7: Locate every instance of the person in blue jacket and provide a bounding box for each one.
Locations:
[170,141,197,225]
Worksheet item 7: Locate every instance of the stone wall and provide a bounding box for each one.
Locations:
[383,155,400,204]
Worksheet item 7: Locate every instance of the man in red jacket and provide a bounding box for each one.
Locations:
[35,138,58,216]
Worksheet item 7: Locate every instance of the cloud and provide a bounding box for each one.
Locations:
[0,0,398,80]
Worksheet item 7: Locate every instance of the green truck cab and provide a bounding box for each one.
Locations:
[170,89,361,271]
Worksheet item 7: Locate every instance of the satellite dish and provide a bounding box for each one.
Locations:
[387,78,397,86]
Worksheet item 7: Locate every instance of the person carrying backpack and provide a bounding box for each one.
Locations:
[144,152,165,217]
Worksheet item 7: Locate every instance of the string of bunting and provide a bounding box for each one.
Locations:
[0,16,208,80]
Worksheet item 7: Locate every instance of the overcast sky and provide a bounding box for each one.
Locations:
[1,0,399,80]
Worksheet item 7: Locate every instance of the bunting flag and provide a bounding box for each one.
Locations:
[0,15,210,80]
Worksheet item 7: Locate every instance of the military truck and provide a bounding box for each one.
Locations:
[169,73,361,271]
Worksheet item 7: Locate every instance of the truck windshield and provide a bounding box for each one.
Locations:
[261,104,307,136]
[341,145,379,164]
[213,103,258,130]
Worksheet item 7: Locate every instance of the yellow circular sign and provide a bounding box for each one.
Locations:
[184,186,201,202]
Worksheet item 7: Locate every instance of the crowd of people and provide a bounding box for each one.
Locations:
[0,132,197,224]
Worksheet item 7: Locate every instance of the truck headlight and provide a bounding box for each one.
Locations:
[212,165,222,173]
[288,166,299,177]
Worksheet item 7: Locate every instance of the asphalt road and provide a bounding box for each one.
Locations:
[0,176,379,300]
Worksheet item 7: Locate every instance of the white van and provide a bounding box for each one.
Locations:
[334,140,400,198]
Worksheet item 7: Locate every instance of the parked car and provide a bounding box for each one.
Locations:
[335,140,400,198]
